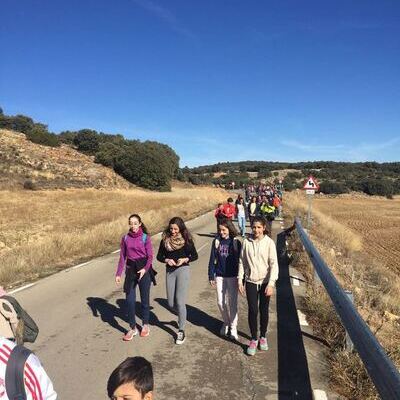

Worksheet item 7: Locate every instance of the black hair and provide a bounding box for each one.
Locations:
[227,197,233,203]
[218,218,239,238]
[251,216,271,237]
[128,214,148,234]
[164,216,193,244]
[107,357,153,398]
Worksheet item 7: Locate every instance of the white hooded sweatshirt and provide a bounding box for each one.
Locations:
[238,235,279,286]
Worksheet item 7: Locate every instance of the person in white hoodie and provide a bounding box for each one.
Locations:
[238,216,279,356]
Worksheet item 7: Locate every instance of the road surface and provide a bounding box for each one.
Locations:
[15,211,314,399]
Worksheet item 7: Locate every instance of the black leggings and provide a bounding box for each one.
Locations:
[246,282,271,340]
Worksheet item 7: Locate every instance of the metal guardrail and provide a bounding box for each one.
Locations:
[295,217,400,400]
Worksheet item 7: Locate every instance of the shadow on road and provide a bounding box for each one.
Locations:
[86,297,126,334]
[154,297,250,348]
[276,231,313,400]
[86,296,178,339]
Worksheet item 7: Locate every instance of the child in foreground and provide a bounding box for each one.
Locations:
[238,216,279,356]
[107,357,153,400]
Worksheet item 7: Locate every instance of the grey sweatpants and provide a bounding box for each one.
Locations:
[166,265,190,330]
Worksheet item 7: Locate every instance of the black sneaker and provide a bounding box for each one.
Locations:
[176,330,186,345]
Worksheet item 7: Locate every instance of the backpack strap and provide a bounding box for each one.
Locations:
[124,234,147,244]
[5,345,32,400]
[232,238,239,255]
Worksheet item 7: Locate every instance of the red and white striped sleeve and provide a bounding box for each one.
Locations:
[0,341,57,400]
[24,352,57,400]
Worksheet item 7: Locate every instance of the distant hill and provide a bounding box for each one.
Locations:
[0,109,180,191]
[182,160,400,197]
[0,129,132,190]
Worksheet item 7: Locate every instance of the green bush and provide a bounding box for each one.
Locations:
[26,124,60,147]
[58,130,78,145]
[95,142,123,168]
[319,181,348,194]
[361,179,395,197]
[73,130,100,154]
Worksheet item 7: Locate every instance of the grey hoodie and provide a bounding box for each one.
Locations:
[238,235,279,286]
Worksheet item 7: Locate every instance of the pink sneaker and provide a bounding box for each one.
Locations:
[247,340,258,356]
[259,337,269,351]
[140,324,150,337]
[123,328,138,341]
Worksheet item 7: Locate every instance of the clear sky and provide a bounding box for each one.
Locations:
[1,0,399,167]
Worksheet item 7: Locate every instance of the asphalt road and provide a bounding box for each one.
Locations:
[14,211,312,400]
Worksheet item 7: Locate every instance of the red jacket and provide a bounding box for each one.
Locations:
[222,203,236,219]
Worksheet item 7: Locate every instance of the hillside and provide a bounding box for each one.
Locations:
[183,160,400,196]
[0,129,132,190]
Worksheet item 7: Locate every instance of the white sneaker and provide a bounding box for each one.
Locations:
[176,330,186,345]
[230,327,238,340]
[219,324,228,336]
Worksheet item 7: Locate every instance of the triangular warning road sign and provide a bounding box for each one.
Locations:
[303,176,319,190]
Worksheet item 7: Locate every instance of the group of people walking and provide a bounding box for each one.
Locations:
[116,201,279,356]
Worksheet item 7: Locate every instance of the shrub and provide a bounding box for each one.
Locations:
[361,179,395,197]
[23,180,37,190]
[319,181,348,195]
[95,142,123,168]
[73,129,100,154]
[58,130,78,145]
[26,124,60,147]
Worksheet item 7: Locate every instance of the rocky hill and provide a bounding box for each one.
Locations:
[0,129,132,190]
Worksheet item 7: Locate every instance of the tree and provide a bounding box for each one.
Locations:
[10,115,34,134]
[319,181,348,194]
[26,124,60,147]
[73,129,100,155]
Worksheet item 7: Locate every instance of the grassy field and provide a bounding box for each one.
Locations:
[285,192,400,399]
[0,186,228,288]
[312,195,400,272]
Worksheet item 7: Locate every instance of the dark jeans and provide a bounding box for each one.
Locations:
[125,271,151,328]
[246,281,271,340]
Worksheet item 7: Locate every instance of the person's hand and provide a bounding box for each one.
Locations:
[137,268,146,281]
[115,276,121,285]
[265,286,274,297]
[176,258,189,266]
[209,280,216,288]
[239,283,245,296]
[166,258,176,267]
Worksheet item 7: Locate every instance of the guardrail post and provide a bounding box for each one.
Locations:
[344,290,354,352]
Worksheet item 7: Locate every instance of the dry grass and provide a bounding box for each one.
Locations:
[285,191,400,399]
[285,191,362,254]
[0,186,228,287]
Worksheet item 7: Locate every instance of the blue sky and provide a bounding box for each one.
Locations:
[1,0,399,167]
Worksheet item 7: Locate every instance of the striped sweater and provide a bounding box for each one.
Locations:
[0,337,57,400]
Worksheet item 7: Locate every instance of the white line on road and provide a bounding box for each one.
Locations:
[9,283,36,295]
[72,261,90,270]
[313,389,328,400]
[297,310,309,326]
[111,249,120,254]
[197,243,209,252]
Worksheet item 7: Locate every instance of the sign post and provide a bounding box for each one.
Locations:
[302,176,319,229]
